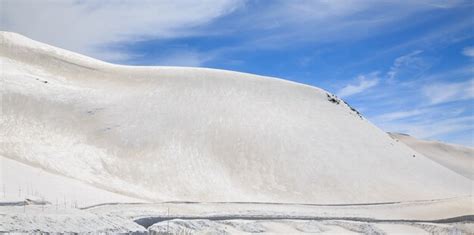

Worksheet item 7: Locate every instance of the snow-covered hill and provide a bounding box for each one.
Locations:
[389,133,473,180]
[0,31,471,205]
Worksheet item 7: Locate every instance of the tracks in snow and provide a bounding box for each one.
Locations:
[134,214,474,229]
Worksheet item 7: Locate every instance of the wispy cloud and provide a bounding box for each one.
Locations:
[348,51,473,145]
[373,109,429,122]
[337,72,379,98]
[462,46,474,57]
[422,80,474,104]
[337,50,430,100]
[0,0,243,61]
[230,1,469,48]
[387,50,424,81]
[366,74,473,145]
[1,0,469,63]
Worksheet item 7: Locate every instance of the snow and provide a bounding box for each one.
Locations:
[389,132,474,179]
[0,205,147,234]
[0,31,473,233]
[0,155,145,207]
[2,197,472,233]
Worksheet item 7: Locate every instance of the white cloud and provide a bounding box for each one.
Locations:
[387,50,424,80]
[363,65,473,145]
[227,0,469,50]
[422,80,474,104]
[462,46,474,57]
[1,0,467,63]
[371,106,465,123]
[373,109,427,122]
[337,72,380,98]
[0,0,243,61]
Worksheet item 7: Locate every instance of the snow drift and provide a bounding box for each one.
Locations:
[0,31,471,204]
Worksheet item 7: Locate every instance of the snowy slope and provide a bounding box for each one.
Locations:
[0,31,472,204]
[389,133,474,180]
[0,155,145,207]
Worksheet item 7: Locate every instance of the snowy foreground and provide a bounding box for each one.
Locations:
[1,195,473,234]
[1,150,472,234]
[1,31,473,233]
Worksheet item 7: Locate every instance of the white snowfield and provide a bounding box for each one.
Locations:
[0,155,145,206]
[389,132,474,180]
[2,197,473,234]
[0,31,473,233]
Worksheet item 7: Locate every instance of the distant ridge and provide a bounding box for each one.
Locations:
[389,132,474,180]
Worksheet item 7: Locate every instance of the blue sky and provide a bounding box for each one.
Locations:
[2,0,473,145]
